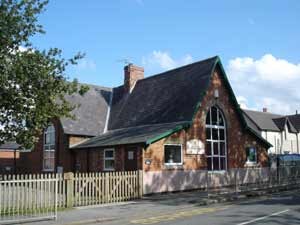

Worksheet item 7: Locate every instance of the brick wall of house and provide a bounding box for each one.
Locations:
[17,119,75,173]
[143,65,269,172]
[73,145,143,172]
[0,151,20,173]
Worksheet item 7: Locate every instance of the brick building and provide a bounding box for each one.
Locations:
[1,56,273,192]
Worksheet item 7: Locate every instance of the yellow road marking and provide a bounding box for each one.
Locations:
[131,207,227,224]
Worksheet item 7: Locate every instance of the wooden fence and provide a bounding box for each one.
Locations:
[0,170,143,218]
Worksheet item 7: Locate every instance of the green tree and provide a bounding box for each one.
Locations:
[0,0,88,148]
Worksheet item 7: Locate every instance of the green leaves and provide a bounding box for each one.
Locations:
[0,0,89,149]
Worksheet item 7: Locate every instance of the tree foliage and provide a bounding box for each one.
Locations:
[0,0,88,148]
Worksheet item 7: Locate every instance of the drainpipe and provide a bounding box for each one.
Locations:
[296,133,300,154]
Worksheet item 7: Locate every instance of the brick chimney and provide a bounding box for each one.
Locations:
[263,107,268,113]
[124,64,144,93]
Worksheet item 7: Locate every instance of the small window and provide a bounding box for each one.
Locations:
[246,147,257,163]
[43,124,55,171]
[128,151,134,160]
[164,145,182,165]
[104,149,115,171]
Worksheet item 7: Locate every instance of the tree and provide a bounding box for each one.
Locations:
[0,0,88,148]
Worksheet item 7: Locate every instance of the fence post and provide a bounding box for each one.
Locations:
[138,170,143,198]
[64,172,74,208]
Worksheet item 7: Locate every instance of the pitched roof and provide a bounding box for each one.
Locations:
[108,56,217,130]
[74,56,271,149]
[60,84,112,136]
[72,122,189,148]
[243,109,282,132]
[287,114,300,132]
[0,142,20,150]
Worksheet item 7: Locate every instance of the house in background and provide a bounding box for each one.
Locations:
[243,109,300,155]
[0,142,21,174]
[1,56,272,193]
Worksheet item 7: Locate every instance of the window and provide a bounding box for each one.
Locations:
[205,106,227,171]
[246,147,257,164]
[43,124,55,171]
[104,149,115,171]
[164,144,182,165]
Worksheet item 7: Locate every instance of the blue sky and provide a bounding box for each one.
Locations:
[31,0,300,114]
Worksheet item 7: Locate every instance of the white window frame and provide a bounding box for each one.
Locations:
[43,124,55,172]
[103,148,115,171]
[164,144,183,166]
[205,106,227,171]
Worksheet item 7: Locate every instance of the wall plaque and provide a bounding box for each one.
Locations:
[186,139,205,154]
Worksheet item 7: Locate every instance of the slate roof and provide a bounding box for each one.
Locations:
[243,109,282,132]
[60,84,112,136]
[108,56,217,130]
[287,114,300,132]
[0,142,20,150]
[73,56,272,149]
[72,122,189,148]
[243,109,298,133]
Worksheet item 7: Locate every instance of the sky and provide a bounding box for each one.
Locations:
[31,0,300,115]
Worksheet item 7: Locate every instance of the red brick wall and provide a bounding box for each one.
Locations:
[144,65,269,172]
[17,119,75,173]
[73,145,143,172]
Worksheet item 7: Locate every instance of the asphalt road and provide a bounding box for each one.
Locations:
[113,191,300,225]
[23,190,300,225]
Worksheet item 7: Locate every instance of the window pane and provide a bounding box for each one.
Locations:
[206,128,211,140]
[105,150,114,158]
[105,160,114,169]
[213,142,219,155]
[212,128,218,140]
[206,141,212,156]
[219,129,225,140]
[164,145,182,164]
[218,111,224,126]
[220,142,226,156]
[207,157,212,171]
[213,157,220,170]
[211,107,218,125]
[50,132,55,144]
[247,147,257,162]
[206,110,211,125]
[220,157,226,170]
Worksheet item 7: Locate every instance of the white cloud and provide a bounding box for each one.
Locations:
[142,51,193,71]
[76,58,96,71]
[227,54,300,115]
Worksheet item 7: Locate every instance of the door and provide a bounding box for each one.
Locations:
[124,147,138,171]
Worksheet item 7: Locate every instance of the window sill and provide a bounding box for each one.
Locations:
[208,170,227,174]
[42,169,54,172]
[104,168,115,172]
[244,162,258,167]
[164,164,183,170]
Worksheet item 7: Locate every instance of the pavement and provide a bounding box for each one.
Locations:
[14,189,300,225]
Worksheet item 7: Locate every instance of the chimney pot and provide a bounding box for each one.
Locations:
[124,64,144,93]
[263,107,268,113]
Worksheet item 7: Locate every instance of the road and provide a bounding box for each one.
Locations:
[25,190,300,225]
[109,191,300,225]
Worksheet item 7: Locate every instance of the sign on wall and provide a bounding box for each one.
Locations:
[186,139,205,154]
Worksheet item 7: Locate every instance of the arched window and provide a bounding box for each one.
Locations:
[43,124,55,171]
[205,106,227,171]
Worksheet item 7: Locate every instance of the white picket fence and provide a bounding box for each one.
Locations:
[0,174,58,224]
[0,170,143,224]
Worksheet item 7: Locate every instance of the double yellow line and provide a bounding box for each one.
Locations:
[131,206,228,224]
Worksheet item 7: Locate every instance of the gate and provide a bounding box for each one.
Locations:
[0,175,58,224]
